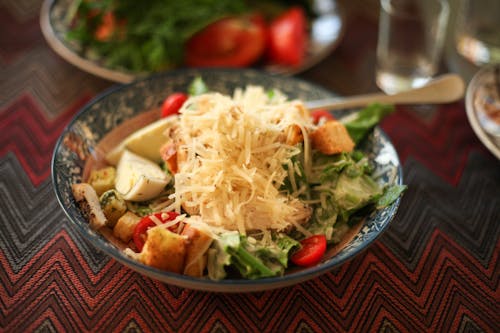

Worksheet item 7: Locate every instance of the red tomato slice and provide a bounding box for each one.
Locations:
[161,93,188,118]
[133,212,179,252]
[94,11,116,41]
[94,11,126,42]
[311,109,335,124]
[267,7,307,66]
[290,235,327,267]
[185,14,267,67]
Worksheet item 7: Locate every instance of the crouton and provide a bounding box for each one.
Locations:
[113,211,141,243]
[181,222,213,277]
[140,227,186,273]
[310,120,355,154]
[175,140,187,169]
[88,167,116,195]
[100,189,127,227]
[283,124,304,146]
[160,143,178,174]
[72,183,107,229]
[160,130,188,175]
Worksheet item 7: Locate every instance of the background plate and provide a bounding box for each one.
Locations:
[40,0,345,83]
[465,65,500,159]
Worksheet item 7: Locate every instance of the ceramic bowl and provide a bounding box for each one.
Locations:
[52,68,403,292]
[465,64,500,159]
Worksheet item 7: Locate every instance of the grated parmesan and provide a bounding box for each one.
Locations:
[171,86,315,234]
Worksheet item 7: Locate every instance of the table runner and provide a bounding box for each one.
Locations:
[1,1,499,332]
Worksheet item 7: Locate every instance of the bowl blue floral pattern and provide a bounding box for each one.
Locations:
[52,68,403,292]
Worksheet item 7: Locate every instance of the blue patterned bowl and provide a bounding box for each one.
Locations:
[52,68,403,292]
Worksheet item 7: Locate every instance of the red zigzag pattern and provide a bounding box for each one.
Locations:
[0,94,91,186]
[1,228,498,332]
[381,102,490,185]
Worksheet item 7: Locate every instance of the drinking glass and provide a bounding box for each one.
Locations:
[375,0,450,94]
[454,0,500,66]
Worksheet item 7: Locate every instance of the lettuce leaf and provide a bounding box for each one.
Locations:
[66,0,248,71]
[207,232,299,280]
[343,103,395,144]
[377,184,407,209]
[306,151,384,239]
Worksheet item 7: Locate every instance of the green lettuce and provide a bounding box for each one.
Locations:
[207,232,299,280]
[343,103,395,144]
[305,152,384,239]
[66,0,248,71]
[377,184,407,209]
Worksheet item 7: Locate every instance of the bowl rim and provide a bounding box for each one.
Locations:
[51,68,404,292]
[465,64,500,159]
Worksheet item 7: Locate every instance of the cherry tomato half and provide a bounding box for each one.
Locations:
[161,93,188,118]
[290,235,327,267]
[94,11,126,42]
[133,212,179,252]
[94,12,116,41]
[267,7,307,66]
[311,109,335,124]
[185,14,267,67]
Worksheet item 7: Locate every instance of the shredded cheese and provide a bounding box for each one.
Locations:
[172,86,314,234]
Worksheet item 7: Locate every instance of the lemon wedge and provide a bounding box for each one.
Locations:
[106,116,177,165]
[115,150,170,201]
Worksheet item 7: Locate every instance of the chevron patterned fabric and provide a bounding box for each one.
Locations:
[1,1,499,332]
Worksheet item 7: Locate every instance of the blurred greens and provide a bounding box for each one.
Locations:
[65,0,316,72]
[66,0,248,72]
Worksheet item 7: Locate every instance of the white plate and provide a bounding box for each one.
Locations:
[465,65,500,159]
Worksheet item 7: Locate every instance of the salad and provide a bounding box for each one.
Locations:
[71,78,405,280]
[64,0,311,72]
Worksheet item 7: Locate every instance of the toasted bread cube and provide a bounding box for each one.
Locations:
[310,120,355,154]
[100,189,128,227]
[175,140,187,169]
[283,124,304,146]
[160,143,178,174]
[140,227,186,273]
[88,167,116,195]
[181,223,213,277]
[113,211,141,243]
[72,183,107,229]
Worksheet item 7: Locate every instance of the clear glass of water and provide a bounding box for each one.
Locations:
[375,0,450,94]
[455,0,500,66]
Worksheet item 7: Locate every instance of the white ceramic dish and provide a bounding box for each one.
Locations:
[465,65,500,159]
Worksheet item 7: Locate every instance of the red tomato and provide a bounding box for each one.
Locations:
[185,14,267,67]
[267,7,307,66]
[133,212,179,252]
[94,11,126,42]
[161,93,188,118]
[311,109,335,124]
[94,11,116,41]
[290,235,327,267]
